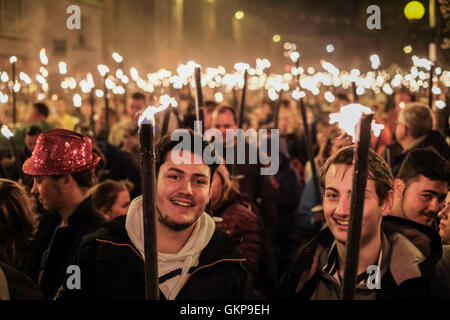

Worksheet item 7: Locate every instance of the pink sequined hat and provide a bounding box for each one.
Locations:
[22,129,101,176]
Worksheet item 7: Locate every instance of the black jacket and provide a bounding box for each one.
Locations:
[58,215,254,300]
[0,244,43,300]
[24,196,106,299]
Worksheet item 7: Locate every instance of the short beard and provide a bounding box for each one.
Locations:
[156,206,199,231]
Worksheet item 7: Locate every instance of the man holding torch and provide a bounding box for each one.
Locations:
[58,131,253,300]
[279,145,436,299]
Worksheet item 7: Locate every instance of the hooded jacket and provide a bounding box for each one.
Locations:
[58,208,254,300]
[278,225,435,300]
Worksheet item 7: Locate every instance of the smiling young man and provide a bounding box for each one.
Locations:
[58,130,253,300]
[279,145,436,299]
[389,148,449,229]
[22,129,106,300]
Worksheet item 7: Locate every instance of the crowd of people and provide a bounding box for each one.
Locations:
[0,86,449,300]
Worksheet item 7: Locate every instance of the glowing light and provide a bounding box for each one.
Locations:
[403,45,413,54]
[0,93,8,104]
[130,67,139,81]
[431,86,441,95]
[404,1,425,20]
[1,72,9,83]
[234,62,250,72]
[9,56,17,64]
[326,44,335,53]
[268,88,279,101]
[370,54,381,69]
[435,100,446,109]
[87,73,95,88]
[138,96,178,127]
[283,42,291,50]
[272,34,281,43]
[95,89,104,98]
[73,94,82,107]
[97,64,110,77]
[324,91,335,103]
[40,67,48,77]
[1,125,14,139]
[40,48,48,65]
[329,104,382,141]
[289,51,300,63]
[234,11,244,20]
[13,82,21,92]
[19,72,31,84]
[214,92,224,103]
[112,52,123,63]
[58,61,67,75]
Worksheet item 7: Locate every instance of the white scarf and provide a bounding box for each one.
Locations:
[125,196,215,299]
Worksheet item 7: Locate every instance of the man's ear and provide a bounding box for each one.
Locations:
[393,178,405,198]
[98,207,110,219]
[381,190,395,216]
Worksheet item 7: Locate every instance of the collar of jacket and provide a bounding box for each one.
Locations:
[294,225,428,295]
[64,196,100,227]
[382,215,442,276]
[92,216,245,267]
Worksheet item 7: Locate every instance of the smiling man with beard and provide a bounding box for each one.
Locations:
[58,130,253,300]
[279,146,438,299]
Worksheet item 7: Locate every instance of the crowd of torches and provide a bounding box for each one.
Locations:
[0,46,449,300]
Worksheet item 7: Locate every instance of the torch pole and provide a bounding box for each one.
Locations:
[238,69,248,129]
[11,61,17,126]
[104,75,110,135]
[428,65,434,110]
[341,113,374,300]
[298,97,322,204]
[194,67,204,135]
[89,90,96,136]
[140,123,159,300]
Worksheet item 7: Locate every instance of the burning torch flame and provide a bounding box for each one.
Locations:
[370,54,380,70]
[98,64,110,77]
[40,48,48,65]
[329,104,384,142]
[112,52,123,63]
[138,95,178,127]
[9,56,17,64]
[1,125,14,139]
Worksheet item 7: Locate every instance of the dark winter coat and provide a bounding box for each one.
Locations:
[57,215,254,300]
[223,143,279,239]
[214,192,278,298]
[278,225,436,300]
[0,244,43,300]
[24,196,106,299]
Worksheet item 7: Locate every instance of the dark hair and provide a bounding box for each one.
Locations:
[397,148,450,184]
[25,126,43,137]
[321,145,394,204]
[51,169,97,189]
[156,130,219,182]
[336,93,350,103]
[318,127,350,166]
[204,100,218,112]
[33,103,49,118]
[0,178,37,268]
[131,92,146,101]
[91,179,133,212]
[212,105,238,124]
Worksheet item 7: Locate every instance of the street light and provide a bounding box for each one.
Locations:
[404,1,425,20]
